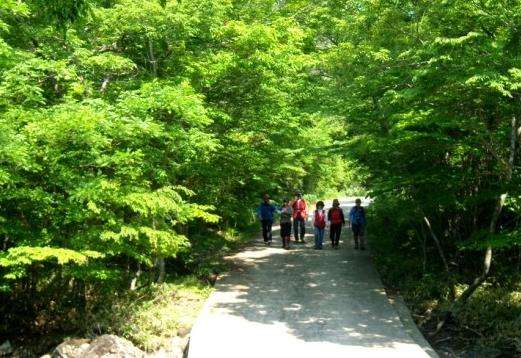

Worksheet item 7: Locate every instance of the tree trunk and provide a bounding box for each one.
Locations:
[434,115,518,335]
[157,257,166,284]
[130,263,141,291]
[422,216,456,300]
[457,115,517,303]
[148,38,158,77]
[453,194,505,306]
[100,76,111,92]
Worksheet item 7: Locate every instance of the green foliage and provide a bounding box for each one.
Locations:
[0,0,350,343]
[89,277,212,351]
[297,0,521,353]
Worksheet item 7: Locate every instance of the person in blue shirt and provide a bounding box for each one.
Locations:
[349,198,367,250]
[257,194,277,246]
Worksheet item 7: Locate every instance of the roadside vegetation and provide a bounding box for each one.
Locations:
[1,1,520,356]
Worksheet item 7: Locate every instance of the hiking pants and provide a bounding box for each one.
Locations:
[261,220,273,242]
[314,227,325,248]
[352,223,365,247]
[293,217,306,241]
[330,223,342,246]
[280,222,292,247]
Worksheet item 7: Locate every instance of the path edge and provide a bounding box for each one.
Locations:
[388,295,439,358]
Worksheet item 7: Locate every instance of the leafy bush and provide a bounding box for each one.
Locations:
[88,277,211,351]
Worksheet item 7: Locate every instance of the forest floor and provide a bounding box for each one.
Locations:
[188,198,436,358]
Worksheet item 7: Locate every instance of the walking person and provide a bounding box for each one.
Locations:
[349,198,367,250]
[291,191,308,243]
[328,199,345,249]
[313,201,326,249]
[257,194,276,246]
[280,199,293,249]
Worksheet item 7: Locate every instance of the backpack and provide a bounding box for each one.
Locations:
[292,199,306,219]
[352,207,365,225]
[314,210,326,229]
[330,208,343,225]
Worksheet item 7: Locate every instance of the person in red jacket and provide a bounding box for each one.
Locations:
[328,199,345,249]
[313,201,326,249]
[291,191,308,243]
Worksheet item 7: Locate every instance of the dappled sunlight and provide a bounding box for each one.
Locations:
[189,202,430,357]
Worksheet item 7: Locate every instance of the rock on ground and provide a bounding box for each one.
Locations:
[50,334,190,358]
[52,338,91,358]
[0,341,13,356]
[52,335,144,358]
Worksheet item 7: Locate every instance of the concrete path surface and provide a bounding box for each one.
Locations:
[188,198,435,358]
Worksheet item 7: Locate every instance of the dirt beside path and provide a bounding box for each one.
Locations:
[188,198,435,358]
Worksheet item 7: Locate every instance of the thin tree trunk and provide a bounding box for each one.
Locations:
[422,216,456,299]
[157,257,165,284]
[2,234,8,250]
[455,115,517,303]
[100,76,111,92]
[148,38,157,77]
[434,115,518,335]
[130,263,141,291]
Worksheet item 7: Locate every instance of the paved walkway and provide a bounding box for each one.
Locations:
[188,198,435,358]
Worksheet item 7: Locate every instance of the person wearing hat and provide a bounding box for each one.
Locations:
[291,191,308,243]
[257,193,277,245]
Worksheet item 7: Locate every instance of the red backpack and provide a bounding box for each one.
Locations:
[330,208,343,225]
[314,210,326,229]
[292,199,307,219]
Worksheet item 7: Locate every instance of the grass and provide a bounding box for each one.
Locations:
[89,276,212,352]
[88,225,258,352]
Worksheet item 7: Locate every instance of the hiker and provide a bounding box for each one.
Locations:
[257,194,276,246]
[328,199,345,249]
[280,199,293,249]
[291,191,308,243]
[313,201,326,249]
[349,198,367,250]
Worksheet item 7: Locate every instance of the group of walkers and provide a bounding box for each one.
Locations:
[257,192,367,250]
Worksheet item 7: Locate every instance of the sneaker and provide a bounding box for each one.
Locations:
[268,241,272,246]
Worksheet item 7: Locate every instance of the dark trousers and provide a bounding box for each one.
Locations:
[261,220,273,242]
[352,224,365,248]
[330,223,342,246]
[281,222,292,248]
[293,217,306,241]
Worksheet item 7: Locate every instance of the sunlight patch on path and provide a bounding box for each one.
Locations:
[188,198,434,358]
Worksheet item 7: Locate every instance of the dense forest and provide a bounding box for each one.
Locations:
[1,0,520,356]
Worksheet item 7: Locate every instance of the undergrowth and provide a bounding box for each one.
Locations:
[367,201,521,357]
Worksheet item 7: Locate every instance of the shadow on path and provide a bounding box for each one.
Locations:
[189,199,431,357]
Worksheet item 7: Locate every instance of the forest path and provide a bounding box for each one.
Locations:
[188,198,434,357]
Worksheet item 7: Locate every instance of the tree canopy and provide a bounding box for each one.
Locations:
[1,0,520,354]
